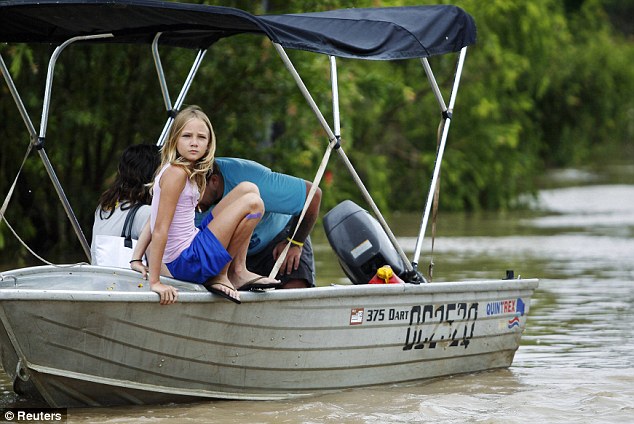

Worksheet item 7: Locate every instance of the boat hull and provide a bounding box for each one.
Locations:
[0,265,538,408]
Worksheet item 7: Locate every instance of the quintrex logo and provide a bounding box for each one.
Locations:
[486,298,526,329]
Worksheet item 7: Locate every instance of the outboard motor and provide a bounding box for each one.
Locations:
[323,200,407,285]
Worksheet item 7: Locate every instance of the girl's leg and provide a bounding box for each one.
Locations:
[212,181,261,218]
[208,182,262,248]
[208,183,279,288]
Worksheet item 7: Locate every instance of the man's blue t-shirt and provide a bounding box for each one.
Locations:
[197,158,307,255]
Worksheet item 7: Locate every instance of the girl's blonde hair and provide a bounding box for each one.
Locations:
[159,105,216,195]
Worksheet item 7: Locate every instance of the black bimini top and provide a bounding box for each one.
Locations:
[0,0,476,60]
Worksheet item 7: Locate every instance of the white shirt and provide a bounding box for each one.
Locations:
[90,203,151,264]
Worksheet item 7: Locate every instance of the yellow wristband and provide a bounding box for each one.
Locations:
[286,237,304,248]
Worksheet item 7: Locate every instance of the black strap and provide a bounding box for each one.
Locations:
[121,204,143,248]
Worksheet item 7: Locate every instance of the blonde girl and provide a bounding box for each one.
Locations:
[131,106,280,305]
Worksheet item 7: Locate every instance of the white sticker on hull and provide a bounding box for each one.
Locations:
[350,308,364,325]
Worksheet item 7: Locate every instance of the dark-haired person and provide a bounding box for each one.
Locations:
[90,144,160,265]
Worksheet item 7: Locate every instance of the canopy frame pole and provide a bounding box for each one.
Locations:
[36,34,115,261]
[273,44,337,142]
[412,47,468,268]
[421,57,448,112]
[266,53,342,278]
[39,34,113,142]
[329,56,341,137]
[152,33,172,112]
[155,49,206,147]
[274,43,413,274]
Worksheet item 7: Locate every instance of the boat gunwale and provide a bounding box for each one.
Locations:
[0,265,539,303]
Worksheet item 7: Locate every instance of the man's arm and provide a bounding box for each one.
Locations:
[288,181,321,243]
[273,181,321,276]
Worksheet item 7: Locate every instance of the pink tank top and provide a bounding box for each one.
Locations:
[151,164,200,263]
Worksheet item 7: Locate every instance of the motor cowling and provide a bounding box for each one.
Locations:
[323,200,407,285]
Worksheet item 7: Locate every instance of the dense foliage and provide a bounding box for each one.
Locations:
[0,0,632,263]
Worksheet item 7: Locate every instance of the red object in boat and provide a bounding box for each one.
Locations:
[368,265,404,284]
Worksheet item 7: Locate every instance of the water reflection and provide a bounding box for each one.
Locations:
[531,185,634,231]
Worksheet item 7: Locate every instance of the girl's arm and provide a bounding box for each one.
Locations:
[130,219,152,278]
[149,166,187,305]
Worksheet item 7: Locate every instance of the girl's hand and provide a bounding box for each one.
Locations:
[130,260,149,279]
[150,280,179,305]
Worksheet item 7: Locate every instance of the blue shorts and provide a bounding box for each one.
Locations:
[166,212,232,284]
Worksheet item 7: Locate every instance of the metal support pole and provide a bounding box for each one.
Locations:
[273,44,337,142]
[152,33,173,112]
[420,57,447,112]
[37,35,113,261]
[275,44,413,272]
[329,56,341,137]
[156,49,206,146]
[40,34,113,141]
[412,47,468,267]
